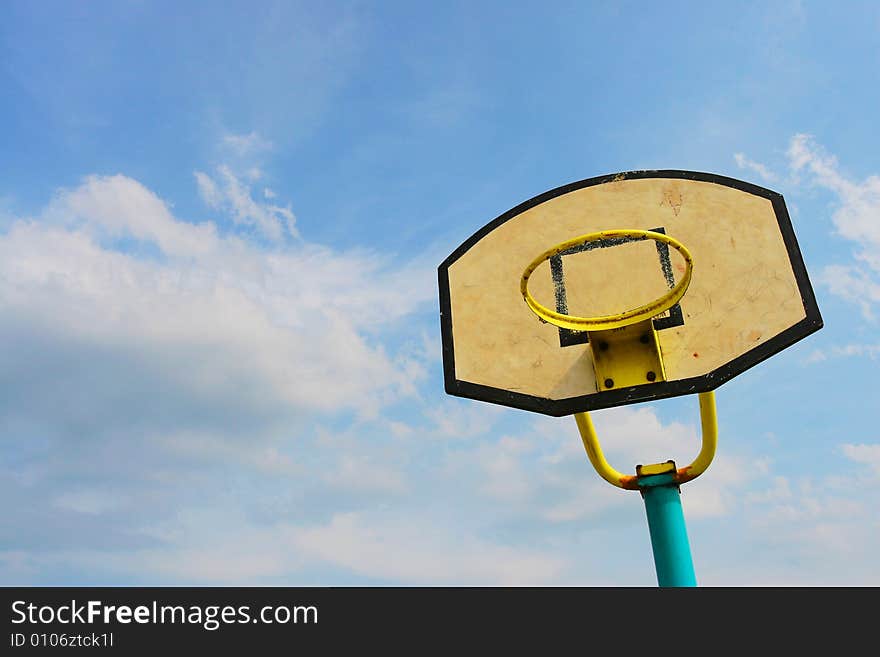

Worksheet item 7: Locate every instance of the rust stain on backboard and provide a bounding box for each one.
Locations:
[661,185,684,216]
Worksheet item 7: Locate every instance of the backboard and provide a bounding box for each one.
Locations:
[438,170,823,416]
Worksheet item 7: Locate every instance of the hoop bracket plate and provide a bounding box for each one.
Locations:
[588,319,666,391]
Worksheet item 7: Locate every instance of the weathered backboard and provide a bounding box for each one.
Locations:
[438,170,823,416]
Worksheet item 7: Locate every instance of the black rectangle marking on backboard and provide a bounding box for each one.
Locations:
[550,226,684,347]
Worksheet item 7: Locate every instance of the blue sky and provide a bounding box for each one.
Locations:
[1,1,878,585]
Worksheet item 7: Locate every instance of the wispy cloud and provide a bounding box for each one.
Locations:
[788,134,880,250]
[195,165,296,240]
[194,171,222,208]
[841,443,880,477]
[734,153,778,182]
[803,348,827,364]
[291,511,564,585]
[222,131,273,157]
[732,135,880,329]
[743,472,877,567]
[822,265,880,320]
[802,343,880,364]
[786,133,880,318]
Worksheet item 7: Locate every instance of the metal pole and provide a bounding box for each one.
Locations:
[639,473,696,587]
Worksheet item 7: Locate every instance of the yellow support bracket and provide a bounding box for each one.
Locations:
[588,318,666,391]
[574,391,718,490]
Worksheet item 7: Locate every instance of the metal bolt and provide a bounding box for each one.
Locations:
[646,371,656,381]
[604,378,614,388]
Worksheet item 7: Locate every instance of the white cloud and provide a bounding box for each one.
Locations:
[156,431,302,477]
[0,171,447,585]
[734,152,778,182]
[388,421,413,438]
[745,475,793,505]
[25,506,565,585]
[831,343,880,359]
[322,455,409,494]
[292,512,564,585]
[194,171,222,209]
[744,474,875,562]
[0,174,435,421]
[425,399,504,439]
[222,131,273,156]
[787,133,880,317]
[476,436,538,504]
[803,348,827,364]
[841,443,880,476]
[48,174,218,257]
[54,488,129,515]
[802,343,880,364]
[194,166,296,240]
[94,509,305,583]
[786,136,880,251]
[822,264,880,320]
[740,135,880,319]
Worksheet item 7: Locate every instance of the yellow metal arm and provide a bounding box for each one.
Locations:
[574,412,640,489]
[574,391,718,490]
[676,391,718,483]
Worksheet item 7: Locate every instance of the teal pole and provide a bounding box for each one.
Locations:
[639,473,696,587]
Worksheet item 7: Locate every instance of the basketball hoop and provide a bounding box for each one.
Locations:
[520,229,694,332]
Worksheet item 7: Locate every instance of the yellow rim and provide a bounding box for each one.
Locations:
[520,229,694,332]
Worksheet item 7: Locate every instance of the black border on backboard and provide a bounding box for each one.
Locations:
[437,170,824,417]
